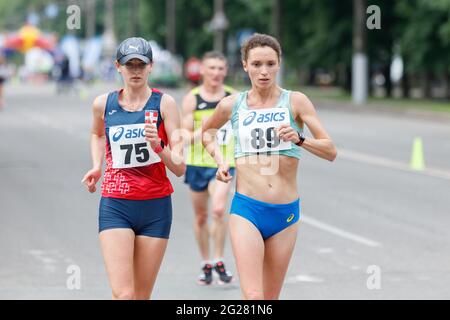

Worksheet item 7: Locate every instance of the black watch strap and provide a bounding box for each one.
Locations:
[295,132,305,147]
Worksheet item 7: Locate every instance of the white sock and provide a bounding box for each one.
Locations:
[213,257,225,265]
[201,260,212,267]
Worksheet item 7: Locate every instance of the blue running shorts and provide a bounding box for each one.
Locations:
[230,192,300,240]
[184,165,235,192]
[99,195,172,239]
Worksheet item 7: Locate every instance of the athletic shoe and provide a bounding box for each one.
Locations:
[214,260,233,285]
[197,263,213,285]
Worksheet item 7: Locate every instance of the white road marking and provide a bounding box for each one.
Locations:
[285,274,324,284]
[339,148,450,181]
[18,110,87,141]
[28,249,76,274]
[28,250,58,273]
[301,215,382,248]
[317,247,334,254]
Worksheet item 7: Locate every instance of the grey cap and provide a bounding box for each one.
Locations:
[116,37,153,65]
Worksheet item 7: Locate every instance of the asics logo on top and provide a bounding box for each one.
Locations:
[243,111,257,126]
[243,111,286,126]
[112,127,125,142]
[108,110,117,115]
[286,213,295,223]
[198,102,208,109]
[112,127,146,142]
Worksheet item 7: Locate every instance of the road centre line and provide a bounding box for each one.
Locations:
[301,214,382,248]
[338,148,450,181]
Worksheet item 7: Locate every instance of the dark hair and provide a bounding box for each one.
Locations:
[241,33,282,62]
[202,51,227,63]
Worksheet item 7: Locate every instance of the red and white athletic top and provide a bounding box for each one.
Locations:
[101,88,174,200]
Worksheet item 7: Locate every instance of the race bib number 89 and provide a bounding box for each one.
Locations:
[109,124,161,169]
[238,107,291,153]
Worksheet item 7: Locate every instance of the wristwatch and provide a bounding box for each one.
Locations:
[295,132,305,147]
[153,140,165,154]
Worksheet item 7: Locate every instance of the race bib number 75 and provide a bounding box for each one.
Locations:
[238,107,291,153]
[109,124,161,169]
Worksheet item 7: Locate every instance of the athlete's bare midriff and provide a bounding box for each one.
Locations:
[235,155,299,204]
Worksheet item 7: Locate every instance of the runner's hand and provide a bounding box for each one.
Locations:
[277,124,299,143]
[216,163,232,183]
[81,168,102,193]
[144,123,161,149]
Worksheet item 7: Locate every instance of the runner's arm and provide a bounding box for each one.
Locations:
[181,92,200,144]
[82,94,107,192]
[90,94,107,170]
[201,94,235,167]
[291,92,337,161]
[158,94,186,177]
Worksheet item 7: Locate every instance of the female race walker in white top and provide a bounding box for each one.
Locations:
[202,33,337,300]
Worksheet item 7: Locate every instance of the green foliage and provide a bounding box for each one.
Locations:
[2,0,450,88]
[395,0,450,73]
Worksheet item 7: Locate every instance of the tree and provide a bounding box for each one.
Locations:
[395,0,450,98]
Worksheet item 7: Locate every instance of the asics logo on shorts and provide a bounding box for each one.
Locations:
[287,213,295,223]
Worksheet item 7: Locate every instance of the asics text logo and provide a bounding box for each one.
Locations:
[112,127,145,142]
[243,111,286,126]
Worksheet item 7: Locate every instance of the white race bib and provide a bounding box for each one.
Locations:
[109,124,161,169]
[238,107,291,153]
[216,120,233,146]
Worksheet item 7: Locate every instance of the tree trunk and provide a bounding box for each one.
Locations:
[85,0,96,38]
[445,70,450,100]
[129,0,139,36]
[352,0,368,104]
[271,0,281,39]
[423,71,433,99]
[383,61,392,98]
[345,65,352,93]
[336,63,347,88]
[401,72,410,98]
[166,0,176,53]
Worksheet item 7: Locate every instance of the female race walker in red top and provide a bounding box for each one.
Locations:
[202,34,337,299]
[82,37,186,300]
